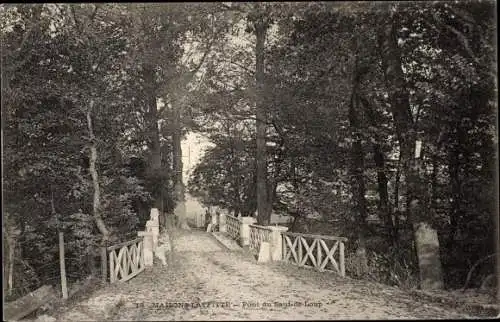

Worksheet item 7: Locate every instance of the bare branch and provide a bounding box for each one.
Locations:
[186,32,217,80]
[88,4,101,23]
[157,96,172,116]
[442,22,480,65]
[10,5,43,63]
[445,6,477,26]
[86,99,110,240]
[431,11,480,66]
[228,60,254,74]
[71,5,81,32]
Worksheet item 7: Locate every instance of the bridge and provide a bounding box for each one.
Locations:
[47,209,477,321]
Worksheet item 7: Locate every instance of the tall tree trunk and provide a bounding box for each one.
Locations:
[359,95,396,245]
[172,99,190,230]
[447,145,462,251]
[228,126,242,217]
[8,240,14,296]
[379,7,444,289]
[143,66,163,209]
[4,223,16,296]
[233,165,242,217]
[266,180,277,221]
[254,17,270,225]
[393,153,402,236]
[495,139,500,302]
[430,153,439,212]
[349,64,369,275]
[86,100,110,242]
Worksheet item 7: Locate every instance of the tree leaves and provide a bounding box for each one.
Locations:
[187,2,496,288]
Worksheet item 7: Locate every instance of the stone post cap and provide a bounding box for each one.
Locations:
[240,217,257,224]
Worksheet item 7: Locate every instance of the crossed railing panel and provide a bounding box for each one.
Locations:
[282,232,346,277]
[108,237,145,283]
[249,224,272,253]
[226,215,241,240]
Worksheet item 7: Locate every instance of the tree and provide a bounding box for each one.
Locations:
[2,3,151,296]
[190,1,496,291]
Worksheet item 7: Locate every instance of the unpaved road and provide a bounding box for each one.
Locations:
[57,230,471,320]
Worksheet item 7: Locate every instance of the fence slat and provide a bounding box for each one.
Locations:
[317,239,323,271]
[298,237,303,266]
[340,241,345,277]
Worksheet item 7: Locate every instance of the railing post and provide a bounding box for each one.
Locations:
[219,212,226,233]
[268,226,288,261]
[239,217,257,247]
[109,249,115,283]
[339,241,345,277]
[58,232,68,299]
[137,231,154,267]
[298,237,303,265]
[100,241,107,283]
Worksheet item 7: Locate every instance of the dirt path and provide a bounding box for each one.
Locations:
[57,229,472,320]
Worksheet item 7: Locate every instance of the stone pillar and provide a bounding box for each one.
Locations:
[268,226,288,261]
[414,222,444,290]
[145,221,156,251]
[239,217,257,246]
[137,231,154,267]
[219,213,227,233]
[149,209,160,249]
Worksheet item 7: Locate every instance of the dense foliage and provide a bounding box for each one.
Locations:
[1,3,226,299]
[188,1,497,290]
[2,2,497,299]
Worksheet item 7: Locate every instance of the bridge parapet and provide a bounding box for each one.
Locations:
[239,217,257,246]
[215,213,346,276]
[219,214,257,246]
[225,214,241,240]
[249,224,288,262]
[282,232,347,277]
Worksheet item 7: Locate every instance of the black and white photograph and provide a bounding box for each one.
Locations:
[2,2,498,320]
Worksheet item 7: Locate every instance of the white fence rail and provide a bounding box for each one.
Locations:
[107,237,145,283]
[249,224,272,253]
[282,232,346,277]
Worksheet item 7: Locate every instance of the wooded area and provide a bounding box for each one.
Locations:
[2,2,497,302]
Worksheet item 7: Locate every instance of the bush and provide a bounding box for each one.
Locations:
[366,250,419,289]
[345,246,419,290]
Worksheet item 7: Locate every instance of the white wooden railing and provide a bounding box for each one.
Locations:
[226,215,241,240]
[249,224,272,253]
[107,237,145,283]
[282,232,347,277]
